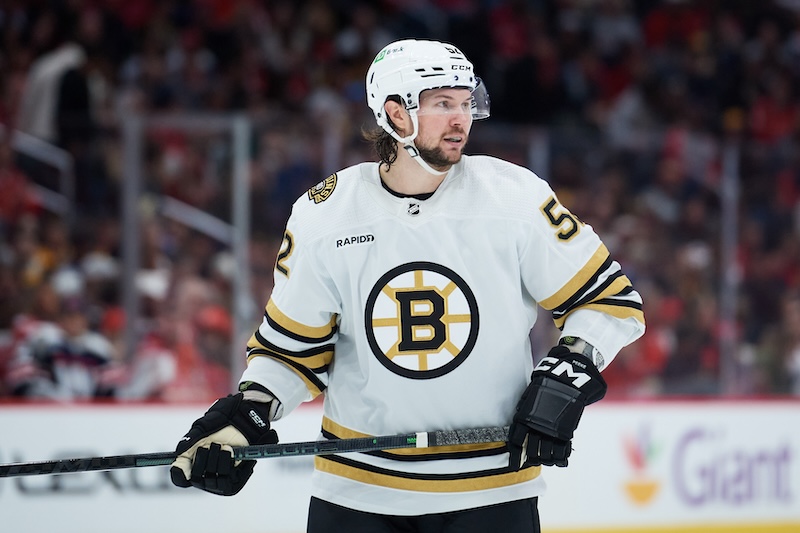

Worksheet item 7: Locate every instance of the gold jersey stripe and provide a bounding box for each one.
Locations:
[258,351,325,398]
[245,339,329,398]
[266,298,337,341]
[552,273,632,318]
[551,273,635,328]
[321,417,507,457]
[539,243,610,311]
[315,455,540,493]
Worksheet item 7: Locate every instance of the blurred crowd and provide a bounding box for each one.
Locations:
[0,0,799,402]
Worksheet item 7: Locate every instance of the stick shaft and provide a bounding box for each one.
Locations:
[0,426,509,478]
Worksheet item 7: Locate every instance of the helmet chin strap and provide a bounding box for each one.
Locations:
[402,143,448,176]
[389,112,448,176]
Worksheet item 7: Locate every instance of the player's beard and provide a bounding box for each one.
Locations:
[416,131,468,170]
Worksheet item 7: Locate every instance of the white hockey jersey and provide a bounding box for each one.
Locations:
[241,154,645,515]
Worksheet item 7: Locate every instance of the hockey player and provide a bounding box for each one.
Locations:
[170,39,645,532]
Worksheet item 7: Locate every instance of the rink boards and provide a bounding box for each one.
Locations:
[0,400,798,533]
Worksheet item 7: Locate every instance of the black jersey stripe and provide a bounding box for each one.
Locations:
[264,299,338,343]
[250,350,327,396]
[589,298,644,311]
[247,347,331,375]
[251,329,335,361]
[551,268,624,318]
[552,275,636,329]
[315,454,541,492]
[320,453,521,481]
[264,310,338,343]
[366,446,507,462]
[548,256,615,314]
[558,301,644,328]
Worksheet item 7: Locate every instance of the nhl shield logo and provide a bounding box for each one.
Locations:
[308,174,337,204]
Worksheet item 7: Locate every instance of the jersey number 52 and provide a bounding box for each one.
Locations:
[540,196,582,241]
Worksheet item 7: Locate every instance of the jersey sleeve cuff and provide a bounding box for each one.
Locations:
[239,356,314,419]
[559,308,646,371]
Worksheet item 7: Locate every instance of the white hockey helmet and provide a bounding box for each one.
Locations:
[366,39,490,145]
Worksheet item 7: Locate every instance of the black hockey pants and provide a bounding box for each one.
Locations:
[306,496,540,533]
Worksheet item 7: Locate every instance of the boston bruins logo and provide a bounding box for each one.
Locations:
[308,173,337,204]
[364,262,479,379]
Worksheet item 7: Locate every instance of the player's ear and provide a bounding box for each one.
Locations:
[384,100,411,137]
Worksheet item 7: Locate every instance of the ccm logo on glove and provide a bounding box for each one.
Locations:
[533,356,592,388]
[249,409,267,428]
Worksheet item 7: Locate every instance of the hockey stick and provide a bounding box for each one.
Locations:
[0,426,509,478]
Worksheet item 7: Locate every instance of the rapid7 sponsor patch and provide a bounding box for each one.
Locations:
[336,234,375,248]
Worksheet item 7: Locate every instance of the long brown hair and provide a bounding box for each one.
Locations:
[362,126,398,168]
[362,96,403,169]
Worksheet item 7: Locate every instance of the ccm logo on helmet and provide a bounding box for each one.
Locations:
[534,357,591,388]
[452,65,472,71]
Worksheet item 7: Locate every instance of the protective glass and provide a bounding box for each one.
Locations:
[471,78,491,120]
[416,77,491,120]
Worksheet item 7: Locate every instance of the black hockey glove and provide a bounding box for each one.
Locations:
[170,392,279,496]
[508,345,607,469]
